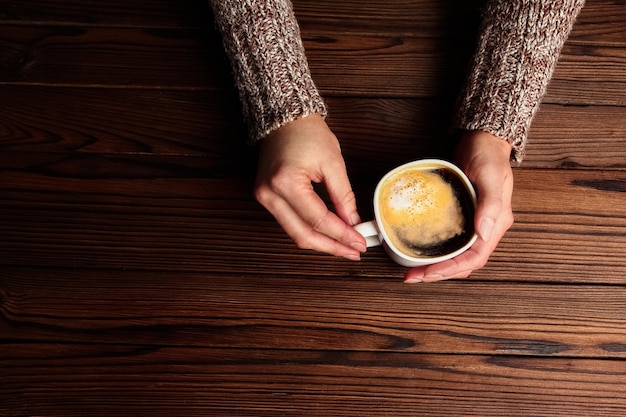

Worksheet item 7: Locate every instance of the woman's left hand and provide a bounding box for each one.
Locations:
[404,130,515,283]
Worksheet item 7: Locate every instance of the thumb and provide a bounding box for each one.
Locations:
[473,169,505,242]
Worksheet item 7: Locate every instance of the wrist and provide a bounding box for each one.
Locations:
[458,130,513,161]
[264,113,327,141]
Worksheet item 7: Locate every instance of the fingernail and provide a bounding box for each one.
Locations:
[350,241,367,253]
[350,213,361,226]
[404,278,422,284]
[479,217,495,241]
[343,253,361,261]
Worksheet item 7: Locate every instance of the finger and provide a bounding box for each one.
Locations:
[270,176,366,250]
[323,161,362,226]
[474,175,505,242]
[256,185,364,259]
[408,269,475,283]
[404,245,487,283]
[404,209,512,283]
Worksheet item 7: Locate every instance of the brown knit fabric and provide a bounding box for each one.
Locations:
[209,0,327,142]
[210,0,584,160]
[454,0,585,162]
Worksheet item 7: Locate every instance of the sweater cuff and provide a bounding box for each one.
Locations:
[210,0,328,142]
[454,0,585,162]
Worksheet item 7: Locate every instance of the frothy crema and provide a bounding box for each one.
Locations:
[377,166,471,257]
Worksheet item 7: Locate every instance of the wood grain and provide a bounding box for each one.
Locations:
[0,0,210,27]
[2,345,624,416]
[1,87,625,169]
[4,0,624,44]
[1,0,626,415]
[2,268,626,356]
[1,168,625,282]
[0,86,247,155]
[0,25,231,88]
[2,3,625,104]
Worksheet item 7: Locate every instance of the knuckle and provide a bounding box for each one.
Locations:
[269,174,289,196]
[310,211,331,233]
[253,183,272,206]
[466,253,488,271]
[269,166,301,196]
[476,257,489,269]
[255,166,303,204]
[292,234,313,250]
[341,189,357,206]
[340,223,353,242]
[325,238,348,258]
[506,212,515,228]
[504,211,515,229]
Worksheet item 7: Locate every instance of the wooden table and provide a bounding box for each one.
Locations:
[2,1,626,415]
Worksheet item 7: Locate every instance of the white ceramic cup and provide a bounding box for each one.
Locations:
[354,159,478,267]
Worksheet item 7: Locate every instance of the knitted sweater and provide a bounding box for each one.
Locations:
[455,0,585,161]
[209,0,327,142]
[209,0,585,162]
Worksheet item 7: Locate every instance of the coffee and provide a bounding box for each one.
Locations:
[377,165,475,257]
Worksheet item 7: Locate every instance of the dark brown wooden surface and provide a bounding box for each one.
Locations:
[1,1,625,416]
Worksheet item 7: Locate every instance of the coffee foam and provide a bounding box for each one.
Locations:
[379,168,465,256]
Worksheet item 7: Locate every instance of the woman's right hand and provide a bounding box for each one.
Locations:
[254,114,367,261]
[404,130,515,282]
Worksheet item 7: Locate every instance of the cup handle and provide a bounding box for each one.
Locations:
[354,221,383,247]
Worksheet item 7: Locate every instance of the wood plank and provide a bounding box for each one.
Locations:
[2,268,626,357]
[568,1,626,44]
[1,27,625,105]
[545,42,626,106]
[301,0,626,105]
[1,168,625,282]
[0,24,472,94]
[0,0,210,28]
[0,25,231,87]
[305,33,470,98]
[307,36,626,105]
[0,87,453,163]
[488,168,626,282]
[332,99,626,170]
[1,344,625,416]
[525,103,626,168]
[296,0,626,44]
[0,87,248,156]
[5,0,624,46]
[1,86,625,168]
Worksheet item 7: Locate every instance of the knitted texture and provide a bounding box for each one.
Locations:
[209,0,327,142]
[454,0,585,162]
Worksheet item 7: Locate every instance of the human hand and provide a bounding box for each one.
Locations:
[254,114,367,260]
[404,130,514,283]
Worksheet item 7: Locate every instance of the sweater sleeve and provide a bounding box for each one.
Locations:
[209,0,328,143]
[453,0,585,162]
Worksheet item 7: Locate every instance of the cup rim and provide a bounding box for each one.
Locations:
[373,158,478,263]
